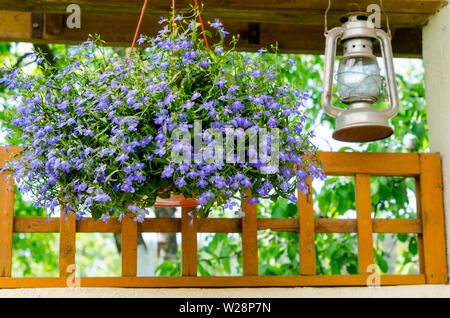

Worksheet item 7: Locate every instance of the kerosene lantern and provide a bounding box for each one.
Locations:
[321,12,399,142]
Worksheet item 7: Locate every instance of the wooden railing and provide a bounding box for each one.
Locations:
[0,148,447,288]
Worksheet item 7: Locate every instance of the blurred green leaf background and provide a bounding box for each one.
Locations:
[1,43,425,277]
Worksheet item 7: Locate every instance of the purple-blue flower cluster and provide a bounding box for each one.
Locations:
[0,12,325,221]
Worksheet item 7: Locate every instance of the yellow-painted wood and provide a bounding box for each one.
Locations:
[121,213,138,277]
[181,207,198,276]
[0,173,14,277]
[0,149,446,287]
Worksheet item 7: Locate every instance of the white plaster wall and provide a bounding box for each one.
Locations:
[423,1,450,278]
[0,286,448,298]
[1,3,450,299]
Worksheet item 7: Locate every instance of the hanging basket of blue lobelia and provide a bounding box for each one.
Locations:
[0,7,325,222]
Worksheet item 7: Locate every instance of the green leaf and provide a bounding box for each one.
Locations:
[397,233,408,242]
[201,30,212,39]
[287,244,297,261]
[90,206,104,221]
[408,237,418,255]
[222,257,231,274]
[346,263,358,274]
[375,253,389,273]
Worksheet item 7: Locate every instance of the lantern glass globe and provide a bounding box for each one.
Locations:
[336,55,381,104]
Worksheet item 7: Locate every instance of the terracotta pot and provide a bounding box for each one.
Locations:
[153,192,198,207]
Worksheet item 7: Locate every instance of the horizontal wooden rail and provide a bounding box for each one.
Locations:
[0,149,447,288]
[319,152,421,176]
[0,150,422,176]
[0,274,426,289]
[13,216,423,234]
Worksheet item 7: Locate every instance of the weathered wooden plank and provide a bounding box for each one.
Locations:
[258,218,298,232]
[121,213,138,277]
[0,173,14,277]
[59,211,76,278]
[414,176,426,274]
[181,207,197,276]
[0,0,444,13]
[139,217,181,233]
[0,274,426,288]
[419,154,448,284]
[11,216,422,234]
[13,217,59,233]
[79,273,425,287]
[315,218,422,233]
[355,174,375,274]
[0,148,424,176]
[0,0,443,27]
[0,11,423,57]
[298,180,316,275]
[198,218,241,233]
[315,218,356,233]
[241,188,258,276]
[319,152,421,176]
[372,218,422,234]
[77,217,122,233]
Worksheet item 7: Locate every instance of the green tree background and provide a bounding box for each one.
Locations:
[0,42,425,277]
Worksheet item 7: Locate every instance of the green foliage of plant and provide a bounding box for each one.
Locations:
[154,251,181,276]
[316,233,359,275]
[258,230,299,275]
[317,176,355,218]
[75,233,121,277]
[198,233,242,276]
[12,232,59,277]
[12,189,59,277]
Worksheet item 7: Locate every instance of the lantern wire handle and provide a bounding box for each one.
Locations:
[379,0,392,38]
[324,0,332,36]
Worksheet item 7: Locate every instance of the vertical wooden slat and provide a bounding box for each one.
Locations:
[298,179,316,275]
[121,213,138,277]
[419,154,448,284]
[355,174,375,274]
[241,188,258,276]
[181,206,197,276]
[0,173,15,277]
[414,176,425,274]
[59,210,76,278]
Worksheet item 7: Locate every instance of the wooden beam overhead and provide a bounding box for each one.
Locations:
[0,0,444,57]
[0,11,423,57]
[0,0,445,28]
